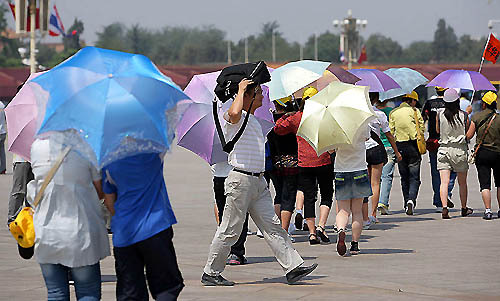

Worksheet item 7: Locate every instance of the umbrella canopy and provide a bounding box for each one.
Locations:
[379,68,429,101]
[426,69,496,91]
[177,70,274,165]
[5,72,45,161]
[297,81,376,155]
[32,46,189,167]
[326,65,361,84]
[267,60,330,101]
[348,68,401,92]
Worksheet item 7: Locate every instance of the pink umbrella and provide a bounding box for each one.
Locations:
[5,72,45,161]
[177,69,275,165]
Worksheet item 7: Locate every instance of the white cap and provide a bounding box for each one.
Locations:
[443,88,459,103]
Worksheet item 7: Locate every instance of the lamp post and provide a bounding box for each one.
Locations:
[333,9,367,69]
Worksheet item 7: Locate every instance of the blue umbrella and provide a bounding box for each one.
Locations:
[379,68,429,101]
[32,46,189,167]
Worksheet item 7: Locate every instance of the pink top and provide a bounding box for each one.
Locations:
[274,112,331,168]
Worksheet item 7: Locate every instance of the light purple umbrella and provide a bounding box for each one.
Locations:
[348,68,401,92]
[426,69,496,91]
[176,70,275,165]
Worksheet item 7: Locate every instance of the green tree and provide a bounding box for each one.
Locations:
[456,35,487,63]
[95,22,128,51]
[127,24,154,55]
[365,34,402,63]
[401,41,433,63]
[63,18,84,51]
[0,3,21,67]
[303,31,340,62]
[432,19,458,62]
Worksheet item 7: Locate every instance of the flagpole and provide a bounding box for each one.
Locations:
[470,33,492,103]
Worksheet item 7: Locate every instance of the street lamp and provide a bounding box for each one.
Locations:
[333,9,367,69]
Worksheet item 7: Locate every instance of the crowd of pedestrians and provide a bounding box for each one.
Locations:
[2,71,500,299]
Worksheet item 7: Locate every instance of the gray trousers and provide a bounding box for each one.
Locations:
[7,162,34,225]
[0,134,6,172]
[204,171,303,276]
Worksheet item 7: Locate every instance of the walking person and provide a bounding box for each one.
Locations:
[466,91,500,220]
[268,97,299,239]
[437,89,473,219]
[27,137,110,300]
[363,92,401,228]
[102,153,184,300]
[211,161,250,265]
[334,126,372,256]
[423,87,457,212]
[376,98,397,215]
[274,87,334,245]
[202,79,317,286]
[389,92,424,215]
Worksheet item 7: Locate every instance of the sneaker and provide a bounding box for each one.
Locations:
[483,211,493,220]
[435,207,443,213]
[286,263,318,284]
[350,241,360,255]
[226,254,247,265]
[377,203,390,215]
[442,207,451,219]
[447,197,455,208]
[288,222,296,234]
[256,229,264,238]
[336,229,346,256]
[247,230,254,235]
[362,220,371,230]
[332,224,339,233]
[288,233,295,243]
[294,212,303,231]
[406,200,414,215]
[201,273,235,286]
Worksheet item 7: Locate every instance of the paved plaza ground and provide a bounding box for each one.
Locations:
[0,146,499,300]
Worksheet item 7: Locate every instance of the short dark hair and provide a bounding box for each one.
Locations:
[485,101,497,111]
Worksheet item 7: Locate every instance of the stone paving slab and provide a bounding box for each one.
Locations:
[0,146,499,300]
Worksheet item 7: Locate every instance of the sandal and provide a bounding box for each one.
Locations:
[316,226,330,243]
[309,233,320,245]
[461,207,473,217]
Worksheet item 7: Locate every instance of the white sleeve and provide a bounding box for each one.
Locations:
[377,111,390,133]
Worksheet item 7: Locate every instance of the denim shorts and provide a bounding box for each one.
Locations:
[334,170,372,200]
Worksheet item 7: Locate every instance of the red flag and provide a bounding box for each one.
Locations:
[358,45,367,64]
[8,3,40,31]
[483,33,500,64]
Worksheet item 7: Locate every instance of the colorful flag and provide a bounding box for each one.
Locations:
[339,33,345,62]
[483,33,500,64]
[48,4,66,37]
[358,45,367,64]
[8,1,40,31]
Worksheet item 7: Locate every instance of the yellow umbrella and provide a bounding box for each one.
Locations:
[297,81,376,155]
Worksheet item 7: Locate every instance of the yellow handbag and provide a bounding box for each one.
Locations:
[413,108,427,155]
[9,146,71,259]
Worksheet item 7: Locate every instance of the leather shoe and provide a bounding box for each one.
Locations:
[286,263,318,284]
[201,273,235,286]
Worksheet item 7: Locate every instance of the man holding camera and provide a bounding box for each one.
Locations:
[201,78,318,286]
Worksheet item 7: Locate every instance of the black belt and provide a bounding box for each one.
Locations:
[233,169,264,177]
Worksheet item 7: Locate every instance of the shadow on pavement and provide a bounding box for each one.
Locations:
[358,248,415,255]
[245,256,316,264]
[102,275,117,282]
[238,274,326,286]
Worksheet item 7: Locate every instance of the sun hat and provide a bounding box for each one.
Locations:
[482,91,498,105]
[403,91,419,101]
[275,95,292,107]
[443,88,459,103]
[302,86,318,100]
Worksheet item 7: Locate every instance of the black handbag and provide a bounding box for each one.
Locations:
[214,61,271,103]
[213,61,271,153]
